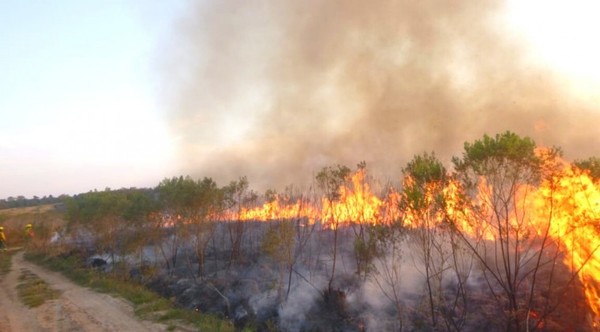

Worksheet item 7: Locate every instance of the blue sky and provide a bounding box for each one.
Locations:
[0,1,186,198]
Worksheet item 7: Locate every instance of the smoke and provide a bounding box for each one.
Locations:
[162,0,600,189]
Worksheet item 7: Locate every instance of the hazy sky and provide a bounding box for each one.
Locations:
[0,1,185,198]
[1,0,599,199]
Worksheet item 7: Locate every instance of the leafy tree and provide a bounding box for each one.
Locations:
[401,152,473,330]
[157,176,199,272]
[402,152,447,329]
[316,164,351,292]
[189,177,225,277]
[120,189,161,268]
[451,131,569,331]
[262,218,296,302]
[223,176,256,265]
[65,189,133,272]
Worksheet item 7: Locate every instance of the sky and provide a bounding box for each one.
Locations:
[0,1,186,198]
[1,0,600,199]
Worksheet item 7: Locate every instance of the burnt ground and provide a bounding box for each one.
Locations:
[125,225,597,332]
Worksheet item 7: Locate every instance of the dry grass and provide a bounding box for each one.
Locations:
[0,204,66,248]
[0,204,57,217]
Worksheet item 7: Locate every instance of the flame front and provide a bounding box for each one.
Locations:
[236,168,401,227]
[226,161,600,320]
[532,165,600,319]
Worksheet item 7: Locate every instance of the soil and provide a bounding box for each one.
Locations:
[0,250,173,332]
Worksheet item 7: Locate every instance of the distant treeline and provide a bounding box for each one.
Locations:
[1,188,156,211]
[0,195,71,210]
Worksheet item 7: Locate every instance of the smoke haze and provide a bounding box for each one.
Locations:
[162,0,600,189]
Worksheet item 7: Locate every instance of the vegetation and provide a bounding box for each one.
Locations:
[0,250,14,275]
[5,130,598,331]
[316,164,352,292]
[25,252,235,331]
[17,269,60,308]
[575,156,600,180]
[0,195,66,210]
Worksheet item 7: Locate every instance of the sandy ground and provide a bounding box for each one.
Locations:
[0,251,173,332]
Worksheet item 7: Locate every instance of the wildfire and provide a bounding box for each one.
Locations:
[224,159,600,321]
[532,164,600,320]
[237,198,319,224]
[235,168,401,228]
[320,168,384,227]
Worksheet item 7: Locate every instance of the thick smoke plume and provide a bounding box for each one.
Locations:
[163,0,600,189]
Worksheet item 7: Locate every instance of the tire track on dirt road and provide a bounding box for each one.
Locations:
[0,251,172,332]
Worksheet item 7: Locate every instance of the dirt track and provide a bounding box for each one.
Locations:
[0,251,170,332]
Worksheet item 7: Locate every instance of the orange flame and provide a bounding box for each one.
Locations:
[532,164,600,320]
[234,168,398,228]
[223,161,600,320]
[321,168,383,228]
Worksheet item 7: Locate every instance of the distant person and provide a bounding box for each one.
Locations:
[25,223,34,239]
[24,223,34,249]
[0,226,6,251]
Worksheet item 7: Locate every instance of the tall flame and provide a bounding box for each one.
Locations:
[532,164,600,320]
[225,160,600,320]
[235,168,401,227]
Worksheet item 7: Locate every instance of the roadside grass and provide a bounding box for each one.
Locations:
[0,250,14,276]
[25,252,235,332]
[17,269,61,307]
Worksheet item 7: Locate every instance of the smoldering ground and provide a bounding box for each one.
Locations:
[161,0,600,190]
[121,222,587,331]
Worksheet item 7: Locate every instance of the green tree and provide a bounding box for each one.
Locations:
[262,218,296,303]
[65,189,132,273]
[402,152,447,329]
[316,164,351,292]
[157,176,199,273]
[451,131,566,331]
[223,176,256,265]
[121,189,161,269]
[189,177,224,277]
[401,152,472,331]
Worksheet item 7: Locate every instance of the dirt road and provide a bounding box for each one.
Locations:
[0,251,171,332]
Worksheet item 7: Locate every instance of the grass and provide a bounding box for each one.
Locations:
[0,250,13,276]
[26,252,235,331]
[17,269,61,307]
[0,204,57,217]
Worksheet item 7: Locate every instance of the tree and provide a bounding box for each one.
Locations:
[316,164,351,292]
[262,216,296,303]
[398,152,475,330]
[346,162,380,279]
[65,189,132,273]
[574,157,600,181]
[121,189,161,270]
[223,176,256,265]
[370,219,407,331]
[189,177,224,277]
[157,176,199,273]
[401,152,452,329]
[451,131,570,331]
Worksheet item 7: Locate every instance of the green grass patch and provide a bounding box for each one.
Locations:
[25,252,235,331]
[17,269,60,307]
[135,297,172,316]
[158,307,235,331]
